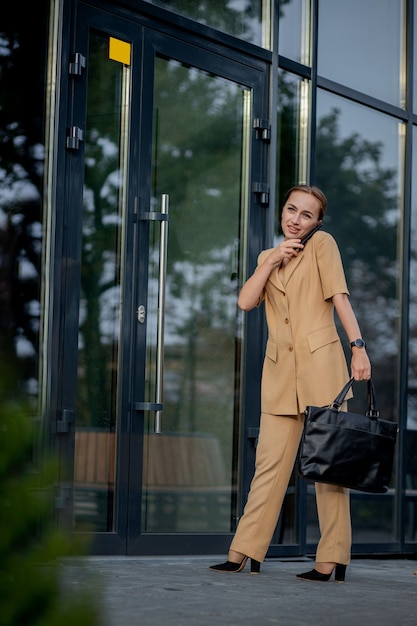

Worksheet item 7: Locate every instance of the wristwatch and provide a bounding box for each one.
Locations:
[350,338,366,349]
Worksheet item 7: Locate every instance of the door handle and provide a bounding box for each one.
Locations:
[154,193,169,433]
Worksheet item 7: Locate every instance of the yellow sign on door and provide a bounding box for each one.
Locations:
[109,37,131,66]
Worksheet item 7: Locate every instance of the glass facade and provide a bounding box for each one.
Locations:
[313,92,402,545]
[278,0,311,65]
[317,0,405,107]
[142,0,269,48]
[1,0,417,555]
[277,0,412,551]
[142,58,250,532]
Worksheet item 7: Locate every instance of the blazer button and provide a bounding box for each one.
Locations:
[284,318,289,324]
[288,346,293,352]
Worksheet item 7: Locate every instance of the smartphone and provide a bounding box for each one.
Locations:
[300,223,322,246]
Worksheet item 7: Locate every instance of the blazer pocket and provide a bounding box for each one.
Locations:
[265,339,277,362]
[307,326,339,353]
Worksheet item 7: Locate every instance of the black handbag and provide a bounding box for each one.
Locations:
[298,378,398,493]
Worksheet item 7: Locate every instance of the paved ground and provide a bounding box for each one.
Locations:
[63,556,417,625]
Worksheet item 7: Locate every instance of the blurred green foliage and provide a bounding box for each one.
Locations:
[0,376,99,626]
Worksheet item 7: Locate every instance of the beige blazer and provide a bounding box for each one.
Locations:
[257,230,352,415]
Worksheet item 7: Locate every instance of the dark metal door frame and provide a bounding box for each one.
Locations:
[54,0,271,556]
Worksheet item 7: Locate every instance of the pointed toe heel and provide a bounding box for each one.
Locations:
[209,555,261,574]
[209,556,248,573]
[296,568,331,581]
[296,564,347,582]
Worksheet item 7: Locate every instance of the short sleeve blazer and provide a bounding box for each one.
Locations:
[256,230,352,415]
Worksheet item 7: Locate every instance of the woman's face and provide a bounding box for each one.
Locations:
[281,190,322,241]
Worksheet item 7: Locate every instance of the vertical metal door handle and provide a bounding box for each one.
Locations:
[155,194,169,433]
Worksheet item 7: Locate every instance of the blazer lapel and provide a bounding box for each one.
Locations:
[281,253,304,286]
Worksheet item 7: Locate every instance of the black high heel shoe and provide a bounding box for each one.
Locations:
[209,556,261,574]
[296,564,347,582]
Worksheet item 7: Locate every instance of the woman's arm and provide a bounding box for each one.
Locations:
[332,293,371,381]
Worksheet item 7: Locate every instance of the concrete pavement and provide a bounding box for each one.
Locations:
[63,556,417,625]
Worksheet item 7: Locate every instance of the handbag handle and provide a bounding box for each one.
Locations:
[329,378,380,418]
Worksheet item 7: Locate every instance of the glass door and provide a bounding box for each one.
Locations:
[64,3,268,554]
[128,34,264,554]
[71,28,134,538]
[139,58,250,536]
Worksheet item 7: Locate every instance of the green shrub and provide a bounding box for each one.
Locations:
[0,383,100,626]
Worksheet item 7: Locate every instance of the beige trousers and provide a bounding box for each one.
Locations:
[230,412,351,564]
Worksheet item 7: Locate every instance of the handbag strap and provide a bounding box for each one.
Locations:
[329,378,380,418]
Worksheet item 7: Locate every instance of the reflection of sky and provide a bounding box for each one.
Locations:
[318,0,403,107]
[279,0,404,107]
[279,0,306,64]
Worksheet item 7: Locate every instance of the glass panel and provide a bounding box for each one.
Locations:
[278,0,310,65]
[405,125,417,542]
[142,57,250,532]
[0,5,46,402]
[273,69,310,545]
[276,70,310,224]
[318,0,405,107]
[73,32,130,531]
[142,0,267,48]
[414,6,417,114]
[309,90,403,545]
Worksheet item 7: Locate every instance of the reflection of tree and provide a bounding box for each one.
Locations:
[76,39,123,429]
[150,59,243,441]
[149,0,263,43]
[314,108,399,417]
[277,71,399,419]
[0,3,48,394]
[153,59,243,259]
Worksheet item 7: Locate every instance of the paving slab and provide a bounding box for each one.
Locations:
[63,556,417,626]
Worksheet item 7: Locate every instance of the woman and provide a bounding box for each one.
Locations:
[210,185,371,581]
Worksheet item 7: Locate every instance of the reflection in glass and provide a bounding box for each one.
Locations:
[142,0,267,48]
[73,32,129,531]
[142,58,250,532]
[405,126,417,542]
[313,89,402,544]
[276,70,310,221]
[318,0,405,107]
[414,5,417,114]
[278,0,310,65]
[273,69,310,545]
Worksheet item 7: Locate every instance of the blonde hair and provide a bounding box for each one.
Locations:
[283,185,327,220]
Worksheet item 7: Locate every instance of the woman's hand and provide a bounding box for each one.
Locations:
[350,347,371,381]
[265,239,304,268]
[238,240,303,311]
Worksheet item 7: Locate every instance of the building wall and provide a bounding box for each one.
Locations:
[0,0,416,554]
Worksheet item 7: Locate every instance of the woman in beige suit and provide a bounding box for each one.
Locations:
[210,185,371,581]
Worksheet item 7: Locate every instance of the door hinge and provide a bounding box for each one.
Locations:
[246,427,260,440]
[253,182,270,206]
[55,485,72,510]
[53,409,75,434]
[69,52,86,76]
[66,126,84,150]
[253,118,271,142]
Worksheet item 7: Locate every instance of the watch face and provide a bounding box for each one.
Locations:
[352,339,365,348]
